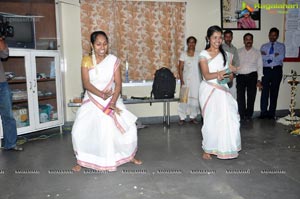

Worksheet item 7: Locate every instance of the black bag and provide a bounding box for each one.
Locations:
[151,67,176,99]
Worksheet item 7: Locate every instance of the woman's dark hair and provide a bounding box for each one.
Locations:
[90,31,109,44]
[205,25,227,66]
[186,36,197,44]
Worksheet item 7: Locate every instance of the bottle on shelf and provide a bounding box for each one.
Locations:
[125,59,129,83]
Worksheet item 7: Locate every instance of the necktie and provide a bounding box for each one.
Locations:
[269,43,274,54]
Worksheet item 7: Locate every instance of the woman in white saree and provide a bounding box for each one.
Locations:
[199,26,241,160]
[72,31,141,172]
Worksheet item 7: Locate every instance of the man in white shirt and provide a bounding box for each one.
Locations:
[237,33,263,121]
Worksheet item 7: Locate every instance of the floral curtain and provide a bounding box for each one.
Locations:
[81,0,186,80]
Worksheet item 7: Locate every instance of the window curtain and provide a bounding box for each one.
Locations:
[81,0,186,81]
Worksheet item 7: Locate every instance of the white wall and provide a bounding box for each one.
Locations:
[57,0,83,121]
[59,0,300,121]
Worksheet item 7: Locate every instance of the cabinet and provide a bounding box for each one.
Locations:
[2,48,63,136]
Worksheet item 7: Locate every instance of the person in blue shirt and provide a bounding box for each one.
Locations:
[260,27,285,119]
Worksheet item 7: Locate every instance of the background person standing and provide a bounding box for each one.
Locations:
[177,36,201,125]
[222,30,240,99]
[0,37,23,151]
[236,33,263,121]
[260,27,285,119]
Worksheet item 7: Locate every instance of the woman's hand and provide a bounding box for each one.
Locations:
[229,73,234,81]
[109,103,122,115]
[217,70,226,81]
[180,79,185,87]
[229,64,240,73]
[101,89,114,100]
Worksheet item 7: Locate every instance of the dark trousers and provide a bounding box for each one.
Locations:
[236,72,258,119]
[260,66,283,118]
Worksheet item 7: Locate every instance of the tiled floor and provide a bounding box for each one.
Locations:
[0,118,299,199]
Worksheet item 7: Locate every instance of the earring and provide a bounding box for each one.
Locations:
[90,44,99,74]
[205,37,210,46]
[90,44,96,66]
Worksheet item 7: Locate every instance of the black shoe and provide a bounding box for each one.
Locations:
[258,115,266,119]
[5,146,23,151]
[267,116,277,120]
[245,116,252,121]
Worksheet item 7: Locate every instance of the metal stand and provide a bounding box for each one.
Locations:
[281,70,300,134]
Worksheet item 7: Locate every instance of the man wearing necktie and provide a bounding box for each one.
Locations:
[260,27,286,119]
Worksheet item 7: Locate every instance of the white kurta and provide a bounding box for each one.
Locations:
[199,50,241,159]
[72,54,138,171]
[178,51,202,120]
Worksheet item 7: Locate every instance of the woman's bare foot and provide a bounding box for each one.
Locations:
[202,153,212,160]
[72,164,82,172]
[130,158,142,165]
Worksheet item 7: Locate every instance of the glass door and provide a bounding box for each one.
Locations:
[31,51,61,128]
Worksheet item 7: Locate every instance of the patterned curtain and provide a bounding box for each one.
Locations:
[81,0,186,81]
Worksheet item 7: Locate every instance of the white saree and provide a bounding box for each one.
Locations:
[72,54,138,171]
[199,50,241,159]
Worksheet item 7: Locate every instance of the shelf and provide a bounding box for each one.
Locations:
[13,95,56,104]
[8,78,56,84]
[37,78,56,82]
[12,99,29,104]
[38,95,57,101]
[8,79,26,84]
